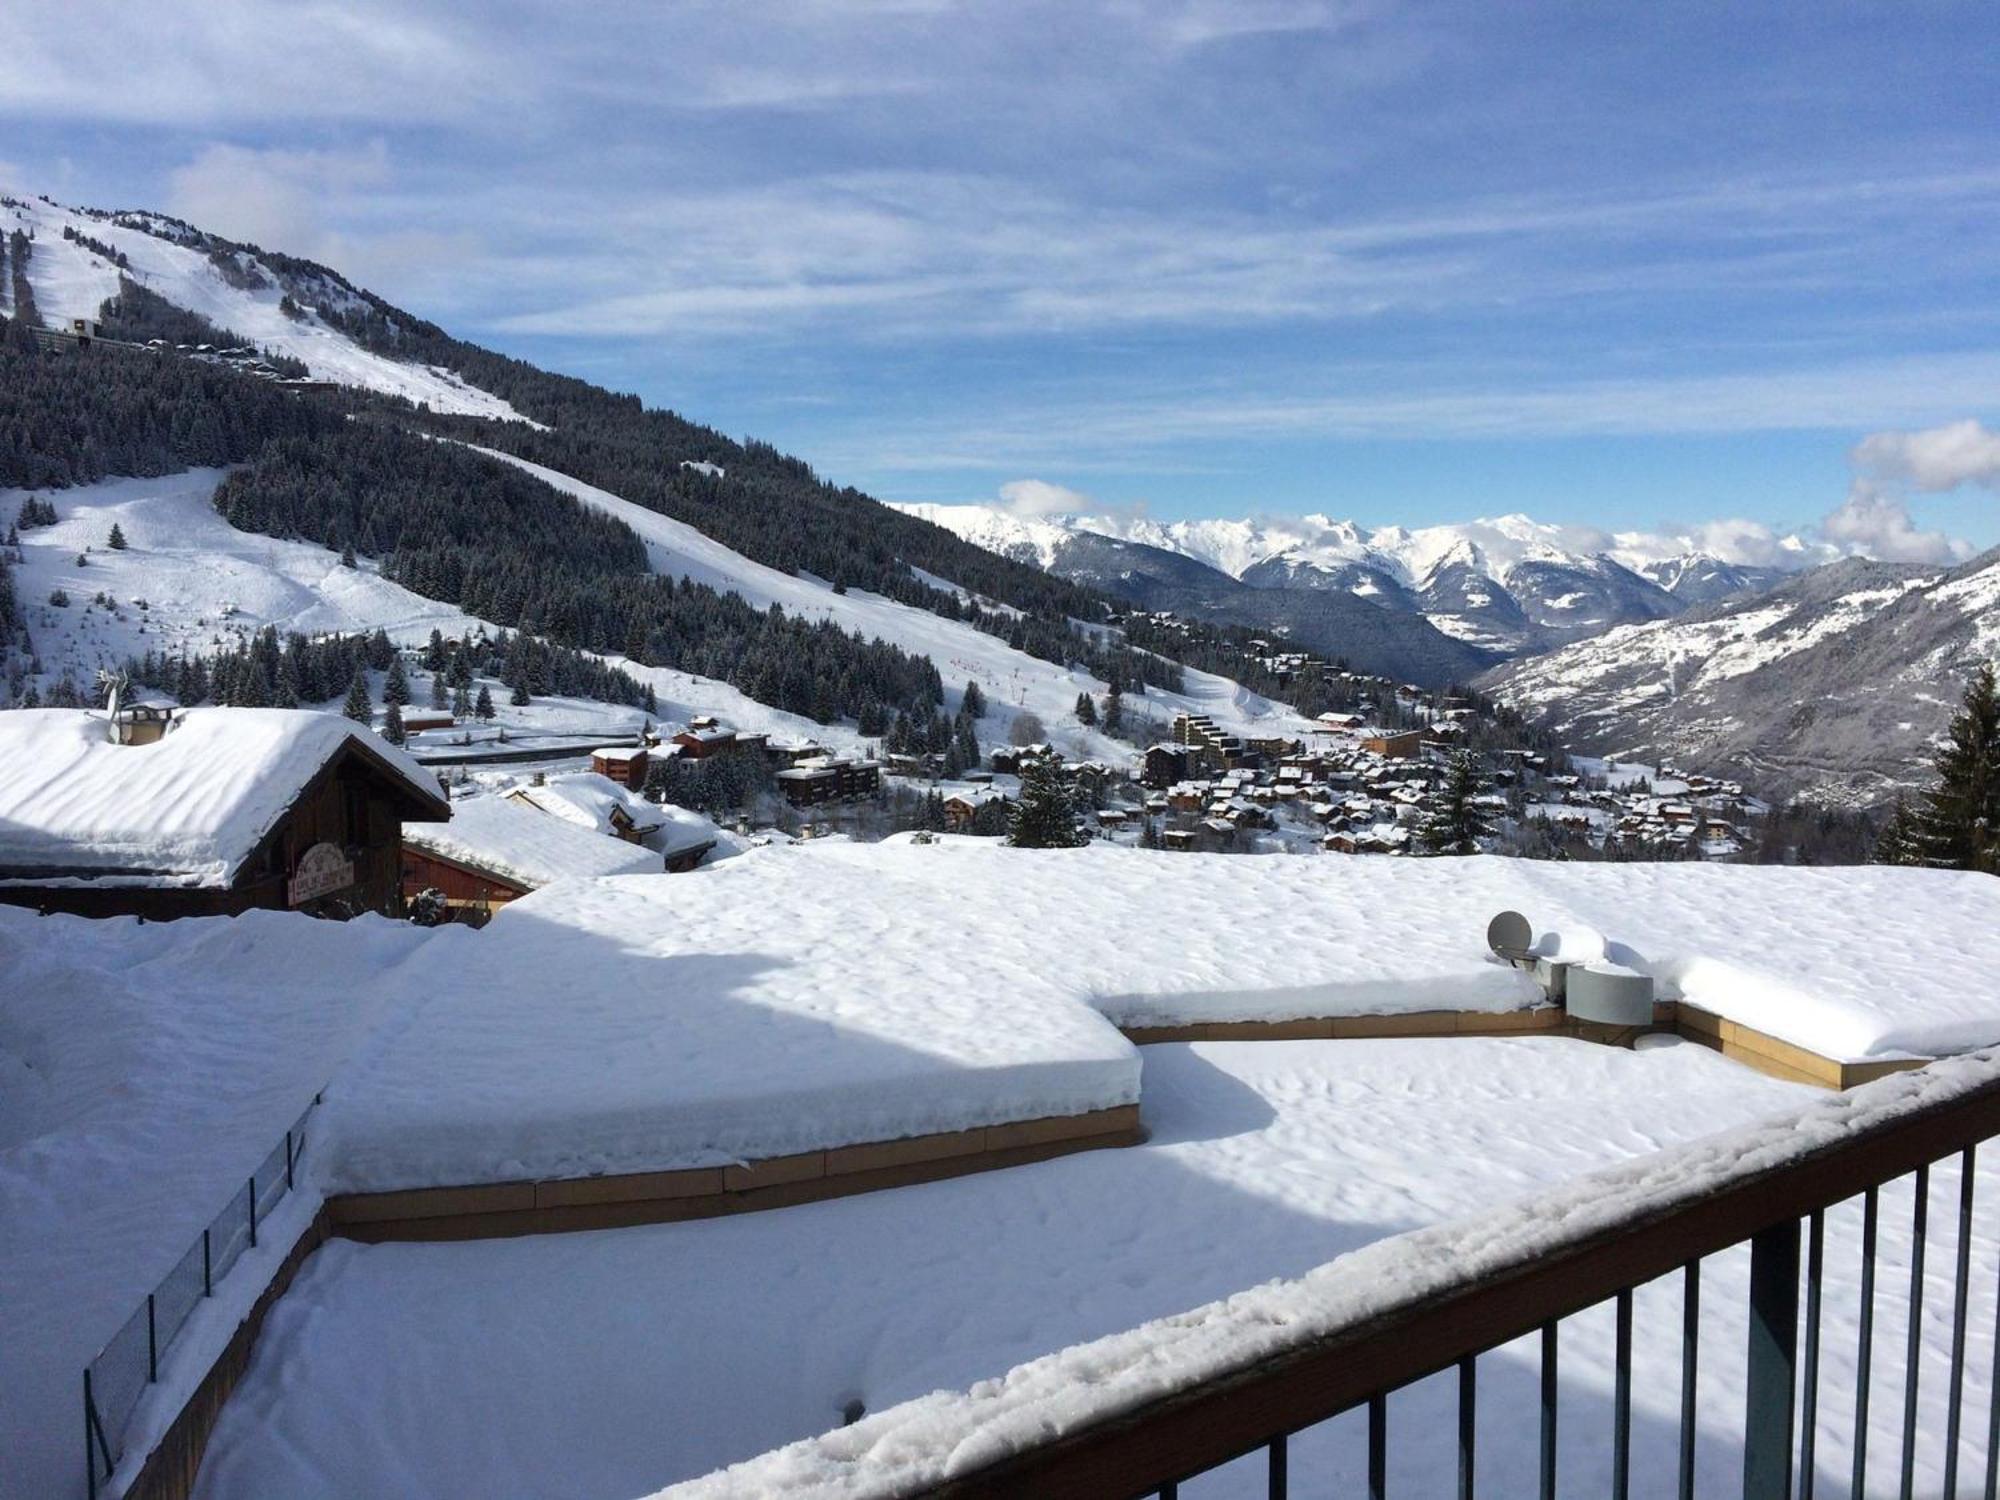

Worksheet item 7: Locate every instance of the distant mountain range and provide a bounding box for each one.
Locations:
[1481,546,2000,808]
[896,505,1817,665]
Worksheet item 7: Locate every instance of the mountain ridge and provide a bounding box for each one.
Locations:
[895,501,1834,656]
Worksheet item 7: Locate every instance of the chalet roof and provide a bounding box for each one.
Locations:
[510,772,664,839]
[591,745,648,764]
[405,795,658,891]
[652,804,726,860]
[0,708,445,889]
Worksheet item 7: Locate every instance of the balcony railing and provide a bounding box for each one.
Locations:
[684,1050,2000,1500]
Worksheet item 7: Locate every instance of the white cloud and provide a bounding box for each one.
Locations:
[164,142,478,304]
[167,142,390,255]
[1821,482,1971,566]
[1813,417,1996,565]
[997,479,1092,518]
[0,3,506,126]
[1851,418,2000,493]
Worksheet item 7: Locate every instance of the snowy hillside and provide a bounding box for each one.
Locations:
[2,471,877,754]
[474,449,1312,756]
[1483,549,2000,807]
[901,503,1827,656]
[0,192,529,422]
[5,464,1305,765]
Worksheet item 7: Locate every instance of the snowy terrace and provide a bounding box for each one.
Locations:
[10,844,2000,1499]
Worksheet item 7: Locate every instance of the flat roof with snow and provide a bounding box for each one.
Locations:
[403,794,659,890]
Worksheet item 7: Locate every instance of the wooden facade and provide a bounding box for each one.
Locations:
[397,844,530,925]
[0,739,447,922]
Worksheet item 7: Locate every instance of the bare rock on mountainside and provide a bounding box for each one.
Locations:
[1481,548,2000,809]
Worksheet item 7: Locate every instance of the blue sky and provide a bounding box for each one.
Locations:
[7,1,2000,560]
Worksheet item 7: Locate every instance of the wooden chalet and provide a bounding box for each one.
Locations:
[590,745,650,787]
[0,707,447,921]
[400,794,659,925]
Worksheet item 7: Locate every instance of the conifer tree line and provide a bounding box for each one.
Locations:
[1876,663,1999,875]
[212,424,945,728]
[6,230,36,328]
[118,624,654,715]
[0,320,327,488]
[643,749,776,815]
[95,279,309,377]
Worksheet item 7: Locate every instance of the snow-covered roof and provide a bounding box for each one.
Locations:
[0,708,443,888]
[590,745,648,764]
[654,803,723,859]
[404,795,658,890]
[509,772,662,838]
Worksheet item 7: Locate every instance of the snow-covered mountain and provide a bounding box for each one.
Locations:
[2,187,1318,757]
[897,504,1827,656]
[1,192,530,422]
[1482,548,2000,808]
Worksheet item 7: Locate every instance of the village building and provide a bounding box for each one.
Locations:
[0,707,447,920]
[1359,729,1424,759]
[942,786,1012,832]
[774,756,883,808]
[1143,743,1192,789]
[507,772,662,845]
[400,794,661,924]
[589,745,650,788]
[672,724,738,759]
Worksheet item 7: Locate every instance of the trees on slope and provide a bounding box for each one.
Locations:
[341,669,372,725]
[1008,758,1088,849]
[1880,663,1999,874]
[1418,750,1495,856]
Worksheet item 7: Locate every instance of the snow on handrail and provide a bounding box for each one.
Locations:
[657,1050,2000,1499]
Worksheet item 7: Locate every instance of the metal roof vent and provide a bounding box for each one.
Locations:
[1565,965,1656,1027]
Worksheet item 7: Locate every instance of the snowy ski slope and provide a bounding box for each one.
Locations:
[1,193,529,423]
[3,471,860,751]
[474,447,1311,756]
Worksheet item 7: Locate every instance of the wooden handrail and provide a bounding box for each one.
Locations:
[664,1052,2000,1499]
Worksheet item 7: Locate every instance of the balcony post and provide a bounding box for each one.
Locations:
[1743,1218,1801,1499]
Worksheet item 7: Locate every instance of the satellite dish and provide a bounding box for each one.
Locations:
[1486,910,1534,960]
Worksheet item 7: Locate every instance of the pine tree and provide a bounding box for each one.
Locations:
[382,701,407,745]
[475,684,496,720]
[962,680,986,719]
[429,670,448,710]
[1418,750,1494,856]
[341,669,372,725]
[1911,664,2000,873]
[1075,692,1097,727]
[1103,682,1123,736]
[452,681,473,718]
[383,654,410,706]
[339,542,356,568]
[107,523,128,550]
[510,677,531,707]
[1873,797,1923,866]
[1008,758,1088,848]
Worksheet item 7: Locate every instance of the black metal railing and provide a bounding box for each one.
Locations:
[904,1060,2000,1500]
[82,1096,318,1499]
